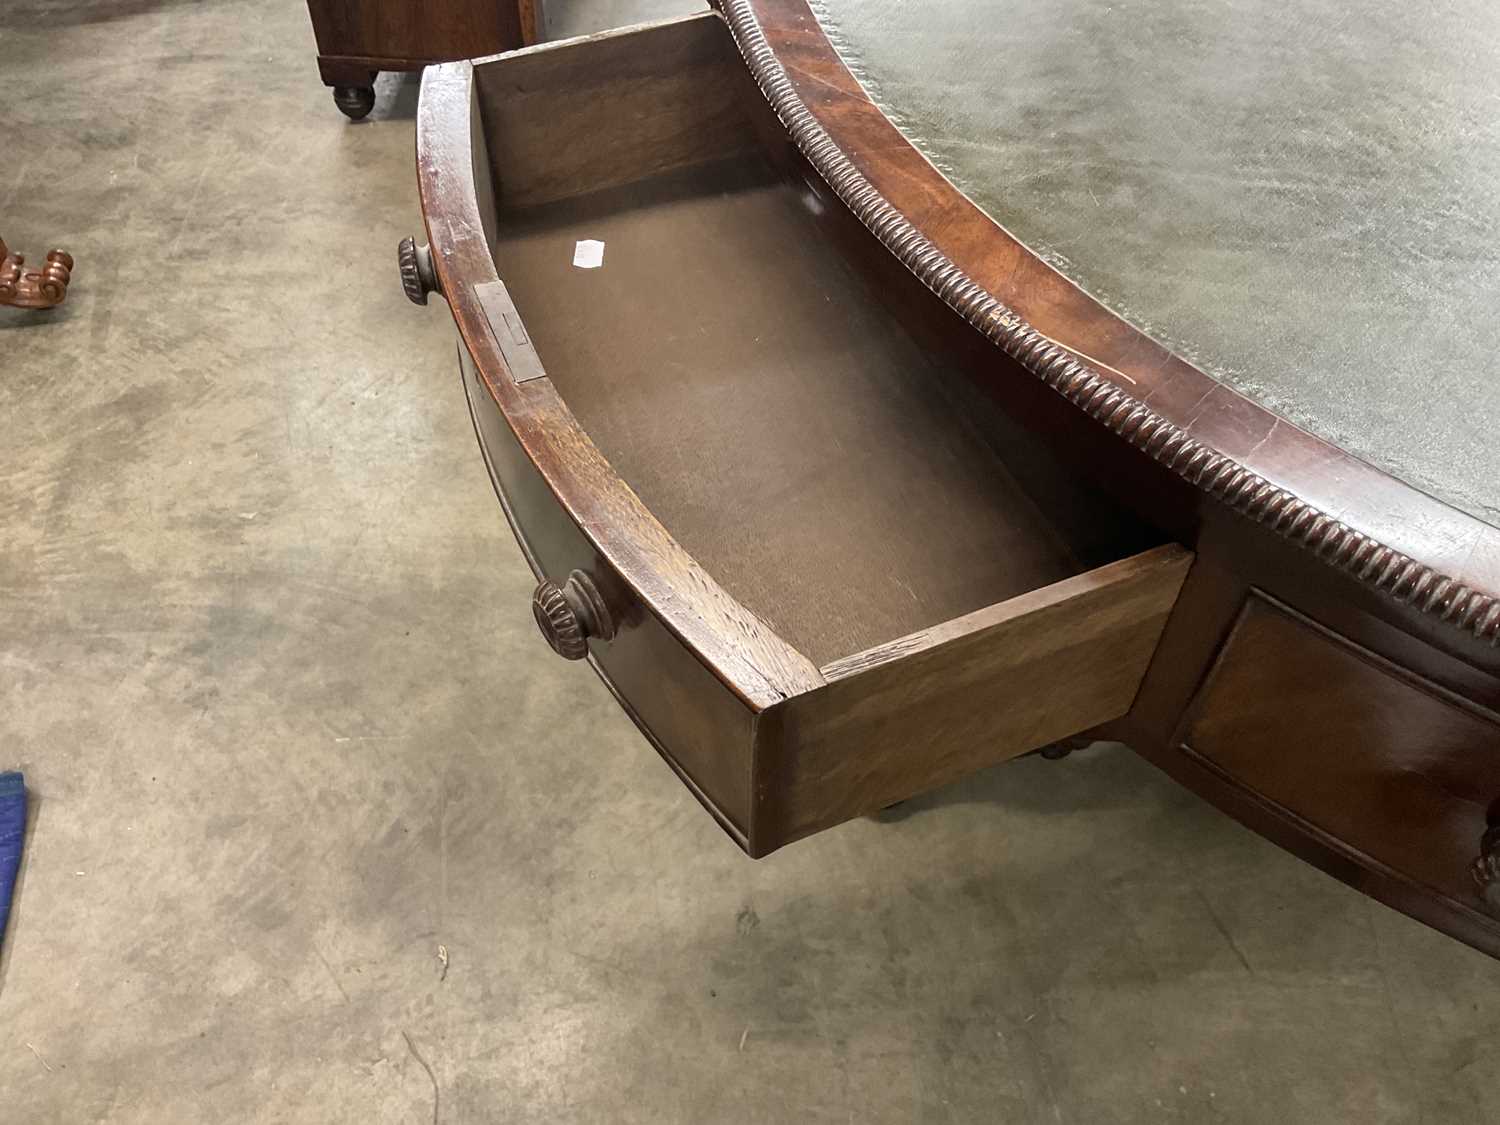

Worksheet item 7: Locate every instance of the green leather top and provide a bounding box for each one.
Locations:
[811,0,1500,525]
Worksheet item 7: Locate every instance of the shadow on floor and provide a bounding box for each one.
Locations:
[871,742,1182,824]
[2,0,210,28]
[380,71,422,122]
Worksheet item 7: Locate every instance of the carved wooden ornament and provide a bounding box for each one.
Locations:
[0,236,74,310]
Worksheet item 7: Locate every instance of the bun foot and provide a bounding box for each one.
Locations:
[1038,735,1092,761]
[333,83,376,120]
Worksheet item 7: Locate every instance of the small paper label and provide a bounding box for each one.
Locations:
[572,239,605,269]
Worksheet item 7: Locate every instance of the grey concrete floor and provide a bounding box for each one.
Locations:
[2,2,1499,1123]
[543,0,703,38]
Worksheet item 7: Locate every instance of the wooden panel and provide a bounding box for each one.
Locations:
[423,50,823,705]
[754,545,1193,850]
[472,12,760,207]
[307,0,521,67]
[460,343,760,841]
[518,0,542,45]
[1181,594,1500,919]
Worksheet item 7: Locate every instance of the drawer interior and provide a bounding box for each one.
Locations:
[471,17,1170,669]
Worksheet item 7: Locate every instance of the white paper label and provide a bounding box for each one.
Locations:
[572,239,605,269]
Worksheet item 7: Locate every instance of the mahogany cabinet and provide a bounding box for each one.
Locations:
[305,0,539,118]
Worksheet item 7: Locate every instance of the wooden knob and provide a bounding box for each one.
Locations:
[398,237,438,305]
[532,571,615,661]
[1473,825,1500,907]
[1,237,74,310]
[37,250,74,305]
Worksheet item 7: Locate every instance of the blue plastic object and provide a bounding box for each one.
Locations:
[0,771,25,948]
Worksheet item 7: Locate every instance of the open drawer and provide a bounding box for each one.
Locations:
[411,13,1193,854]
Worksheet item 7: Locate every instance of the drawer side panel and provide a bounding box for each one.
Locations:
[473,12,760,208]
[461,344,756,841]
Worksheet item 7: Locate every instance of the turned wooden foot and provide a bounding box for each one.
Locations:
[1038,735,1092,761]
[333,83,376,120]
[0,235,74,310]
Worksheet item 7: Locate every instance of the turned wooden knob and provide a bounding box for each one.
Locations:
[398,237,438,305]
[1473,825,1500,907]
[1,238,74,310]
[532,571,615,661]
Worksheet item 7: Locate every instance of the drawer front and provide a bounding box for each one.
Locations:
[1181,594,1500,924]
[459,344,758,841]
[756,545,1193,849]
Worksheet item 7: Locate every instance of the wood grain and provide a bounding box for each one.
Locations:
[419,32,825,714]
[517,0,542,45]
[754,545,1193,849]
[1180,593,1500,948]
[473,15,761,209]
[461,343,763,836]
[306,0,523,70]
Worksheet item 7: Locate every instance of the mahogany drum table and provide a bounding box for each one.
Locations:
[404,2,1500,959]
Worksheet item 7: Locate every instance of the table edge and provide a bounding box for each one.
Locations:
[722,0,1500,648]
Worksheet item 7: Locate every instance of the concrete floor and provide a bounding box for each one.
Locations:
[2,1,1499,1122]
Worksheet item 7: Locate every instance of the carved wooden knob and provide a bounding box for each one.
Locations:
[37,250,74,305]
[1473,825,1500,907]
[1,237,74,310]
[532,571,616,661]
[398,237,438,305]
